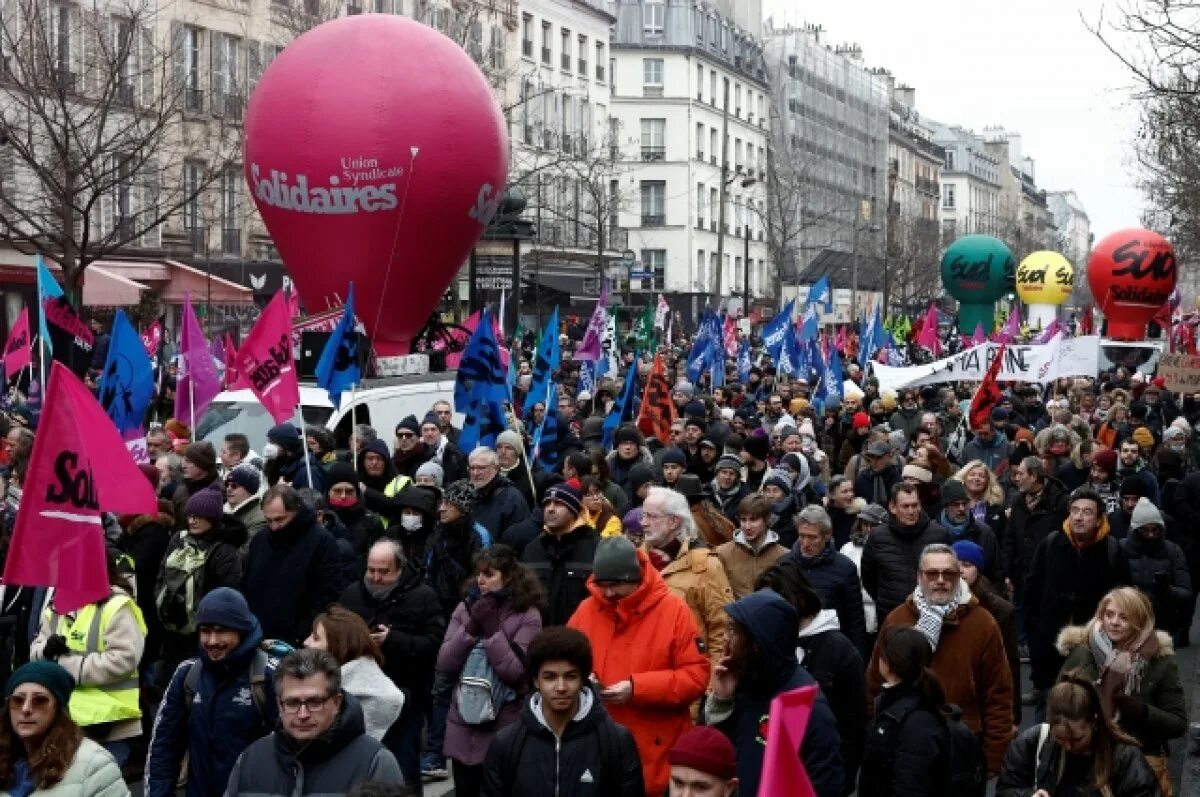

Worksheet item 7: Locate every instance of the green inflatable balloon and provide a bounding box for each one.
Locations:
[940,235,1014,334]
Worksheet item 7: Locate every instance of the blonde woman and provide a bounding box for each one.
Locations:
[1055,587,1186,796]
[952,460,1007,557]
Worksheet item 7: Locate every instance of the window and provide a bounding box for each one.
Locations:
[641,249,666,289]
[521,14,533,58]
[709,253,718,288]
[113,154,134,235]
[640,180,665,226]
[696,122,705,160]
[595,42,605,81]
[643,58,663,88]
[696,183,705,227]
[541,21,551,64]
[489,25,505,70]
[183,26,202,111]
[734,83,741,115]
[758,95,765,123]
[211,33,241,118]
[49,2,73,89]
[708,188,717,229]
[221,166,240,254]
[945,150,956,170]
[709,129,717,164]
[560,28,570,70]
[183,160,204,250]
[696,63,703,100]
[643,0,664,34]
[640,118,665,161]
[709,70,717,105]
[578,34,587,75]
[697,250,706,289]
[734,139,742,168]
[943,184,956,209]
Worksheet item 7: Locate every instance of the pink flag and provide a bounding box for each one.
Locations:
[175,297,222,425]
[140,320,162,357]
[4,362,157,612]
[759,685,818,797]
[285,286,301,320]
[4,307,31,381]
[443,311,510,369]
[995,305,1021,344]
[723,314,738,357]
[235,292,300,425]
[575,284,609,361]
[915,304,941,355]
[223,333,248,389]
[971,321,987,346]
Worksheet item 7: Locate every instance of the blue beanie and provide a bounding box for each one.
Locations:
[267,423,302,451]
[952,540,986,571]
[196,587,257,633]
[5,661,73,710]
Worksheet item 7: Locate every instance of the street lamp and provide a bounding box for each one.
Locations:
[716,174,757,310]
[469,187,534,334]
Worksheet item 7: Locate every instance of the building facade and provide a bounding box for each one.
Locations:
[763,22,889,306]
[885,82,943,308]
[982,126,1057,262]
[607,0,769,315]
[931,121,1002,244]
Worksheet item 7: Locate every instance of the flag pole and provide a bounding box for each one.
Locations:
[188,376,195,433]
[302,405,315,488]
[350,384,358,473]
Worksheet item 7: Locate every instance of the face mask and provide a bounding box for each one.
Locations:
[263,443,281,460]
[400,514,423,531]
[329,495,357,509]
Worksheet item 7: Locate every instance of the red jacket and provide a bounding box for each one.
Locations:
[568,550,710,796]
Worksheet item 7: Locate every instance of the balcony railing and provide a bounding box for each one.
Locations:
[222,227,241,255]
[222,93,243,121]
[641,214,665,227]
[521,39,532,57]
[561,53,570,70]
[640,146,665,162]
[114,215,135,240]
[186,225,206,253]
[54,67,76,93]
[541,47,550,64]
[114,82,135,106]
[184,86,203,113]
[578,58,587,75]
[596,63,606,82]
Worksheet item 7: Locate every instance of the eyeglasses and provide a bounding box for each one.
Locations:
[279,695,332,714]
[396,432,416,439]
[641,511,665,521]
[920,569,959,582]
[8,693,51,710]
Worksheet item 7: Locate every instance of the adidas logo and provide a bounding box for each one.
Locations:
[580,769,594,784]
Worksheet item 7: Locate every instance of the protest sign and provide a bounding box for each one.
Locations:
[1158,352,1200,394]
[873,335,1101,392]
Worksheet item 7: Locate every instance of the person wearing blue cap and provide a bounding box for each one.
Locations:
[0,661,129,797]
[145,588,278,797]
[954,539,1022,730]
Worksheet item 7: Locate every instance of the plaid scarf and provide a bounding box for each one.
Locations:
[912,579,970,650]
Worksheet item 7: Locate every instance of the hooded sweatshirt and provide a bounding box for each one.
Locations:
[708,589,844,797]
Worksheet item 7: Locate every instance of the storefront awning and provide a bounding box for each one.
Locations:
[81,266,147,306]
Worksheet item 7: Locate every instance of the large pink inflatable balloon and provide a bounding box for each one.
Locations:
[244,15,508,355]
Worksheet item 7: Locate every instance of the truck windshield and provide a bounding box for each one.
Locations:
[197,401,333,447]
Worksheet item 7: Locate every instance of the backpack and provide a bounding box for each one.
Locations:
[457,641,516,725]
[156,535,212,633]
[182,638,292,721]
[876,699,986,797]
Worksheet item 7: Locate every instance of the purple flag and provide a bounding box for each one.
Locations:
[994,305,1021,344]
[175,296,221,426]
[971,322,987,346]
[574,284,608,361]
[1035,318,1064,344]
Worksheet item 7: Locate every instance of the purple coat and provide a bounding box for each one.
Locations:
[437,599,542,766]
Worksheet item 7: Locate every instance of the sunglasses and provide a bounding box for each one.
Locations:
[8,693,51,710]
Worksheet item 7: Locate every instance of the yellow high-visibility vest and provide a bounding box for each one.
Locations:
[51,594,146,726]
[379,475,412,528]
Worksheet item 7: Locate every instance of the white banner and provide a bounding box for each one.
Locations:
[873,334,1101,392]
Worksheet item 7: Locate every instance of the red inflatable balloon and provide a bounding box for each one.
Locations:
[1087,228,1177,341]
[244,15,508,355]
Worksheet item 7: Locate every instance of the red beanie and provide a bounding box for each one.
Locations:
[667,726,736,780]
[852,411,871,430]
[1092,448,1118,474]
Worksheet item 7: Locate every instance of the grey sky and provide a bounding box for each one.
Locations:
[761,0,1144,242]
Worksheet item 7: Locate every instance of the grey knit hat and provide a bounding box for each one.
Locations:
[592,536,642,584]
[1130,497,1165,530]
[415,460,444,487]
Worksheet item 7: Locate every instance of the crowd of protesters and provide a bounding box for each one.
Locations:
[0,318,1190,797]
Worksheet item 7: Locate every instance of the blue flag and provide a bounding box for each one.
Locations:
[315,283,360,409]
[778,326,802,377]
[455,309,510,452]
[97,309,154,434]
[824,347,844,408]
[525,309,559,421]
[709,334,726,389]
[686,311,721,383]
[36,255,61,357]
[808,340,828,413]
[807,275,833,313]
[602,355,640,449]
[578,359,595,397]
[530,381,560,470]
[761,298,795,360]
[737,339,751,383]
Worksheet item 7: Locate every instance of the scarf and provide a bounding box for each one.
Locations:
[1088,620,1158,710]
[912,579,970,650]
[940,510,969,539]
[650,538,682,571]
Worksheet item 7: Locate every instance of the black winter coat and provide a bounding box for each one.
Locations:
[338,567,445,712]
[1026,530,1131,689]
[943,514,1004,584]
[857,686,949,797]
[482,690,644,797]
[424,517,490,616]
[1004,478,1069,595]
[472,476,531,543]
[499,507,543,557]
[854,464,900,505]
[1122,532,1192,628]
[520,524,599,627]
[240,507,346,646]
[996,723,1158,797]
[798,617,867,794]
[861,514,949,621]
[786,544,869,659]
[119,503,172,662]
[329,502,384,568]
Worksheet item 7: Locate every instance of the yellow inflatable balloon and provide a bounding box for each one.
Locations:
[1015,251,1074,306]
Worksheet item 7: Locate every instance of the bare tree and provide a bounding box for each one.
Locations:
[883,205,941,310]
[0,0,239,300]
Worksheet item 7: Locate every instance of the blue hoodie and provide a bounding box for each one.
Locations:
[145,591,279,797]
[717,589,844,797]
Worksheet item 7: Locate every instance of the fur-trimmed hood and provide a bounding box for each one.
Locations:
[1055,623,1175,659]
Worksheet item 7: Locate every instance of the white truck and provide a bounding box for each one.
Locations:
[196,372,458,450]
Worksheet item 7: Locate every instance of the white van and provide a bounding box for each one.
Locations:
[196,372,458,451]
